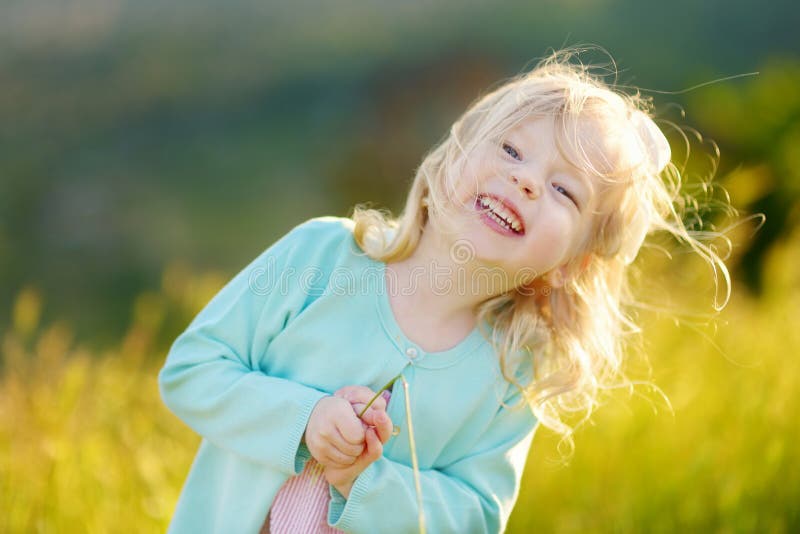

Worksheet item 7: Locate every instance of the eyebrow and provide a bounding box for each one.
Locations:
[560,168,594,206]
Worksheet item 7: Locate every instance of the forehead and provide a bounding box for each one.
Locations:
[510,116,608,180]
[508,115,634,213]
[505,113,632,169]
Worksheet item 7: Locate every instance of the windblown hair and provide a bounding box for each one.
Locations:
[350,48,733,460]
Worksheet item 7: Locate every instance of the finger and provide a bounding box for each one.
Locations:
[360,409,393,444]
[332,427,365,457]
[375,412,393,444]
[336,412,367,445]
[336,386,386,412]
[363,428,383,462]
[313,423,363,461]
[348,393,387,415]
[353,401,386,417]
[325,435,366,466]
[322,447,359,468]
[350,403,387,429]
[359,406,386,426]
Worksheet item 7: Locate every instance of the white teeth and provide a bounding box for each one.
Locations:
[490,212,510,229]
[479,195,523,233]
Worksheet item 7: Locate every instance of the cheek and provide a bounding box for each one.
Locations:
[448,176,481,209]
[452,152,494,196]
[529,212,576,256]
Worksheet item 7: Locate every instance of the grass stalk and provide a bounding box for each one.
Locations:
[400,375,426,534]
[357,374,401,418]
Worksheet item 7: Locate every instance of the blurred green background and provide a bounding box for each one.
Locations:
[1,0,798,532]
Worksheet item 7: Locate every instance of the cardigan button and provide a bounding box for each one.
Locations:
[405,347,418,359]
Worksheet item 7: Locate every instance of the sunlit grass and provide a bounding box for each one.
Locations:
[2,230,799,532]
[508,228,800,533]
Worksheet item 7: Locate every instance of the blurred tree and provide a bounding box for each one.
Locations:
[689,60,800,293]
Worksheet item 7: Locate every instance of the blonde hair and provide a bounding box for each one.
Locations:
[350,48,733,460]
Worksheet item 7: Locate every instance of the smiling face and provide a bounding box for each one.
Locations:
[438,115,618,286]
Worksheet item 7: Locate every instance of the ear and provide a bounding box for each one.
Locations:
[578,253,592,274]
[545,265,568,289]
[546,253,592,288]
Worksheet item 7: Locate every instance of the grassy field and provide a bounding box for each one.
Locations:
[2,230,797,533]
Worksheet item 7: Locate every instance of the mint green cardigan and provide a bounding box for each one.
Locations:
[159,216,538,533]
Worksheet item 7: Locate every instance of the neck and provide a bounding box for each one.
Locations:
[385,224,516,328]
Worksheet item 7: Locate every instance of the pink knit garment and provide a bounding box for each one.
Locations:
[263,390,392,534]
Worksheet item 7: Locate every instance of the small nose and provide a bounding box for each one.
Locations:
[510,174,540,200]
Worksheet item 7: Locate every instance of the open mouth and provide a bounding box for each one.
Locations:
[474,194,525,235]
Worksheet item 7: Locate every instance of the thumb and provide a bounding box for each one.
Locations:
[361,409,392,445]
[363,427,383,463]
[359,406,384,426]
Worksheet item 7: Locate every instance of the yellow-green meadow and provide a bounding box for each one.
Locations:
[2,225,797,532]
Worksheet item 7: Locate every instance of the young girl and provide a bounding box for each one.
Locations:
[159,48,730,533]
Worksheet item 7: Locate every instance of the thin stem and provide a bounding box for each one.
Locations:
[401,375,426,534]
[357,374,400,418]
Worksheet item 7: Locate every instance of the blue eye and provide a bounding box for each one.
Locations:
[554,184,579,207]
[502,143,521,160]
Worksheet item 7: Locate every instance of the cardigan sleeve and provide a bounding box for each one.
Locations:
[158,220,331,476]
[326,384,538,534]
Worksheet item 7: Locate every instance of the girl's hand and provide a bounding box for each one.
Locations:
[304,396,367,469]
[325,386,394,498]
[323,425,384,499]
[333,385,390,437]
